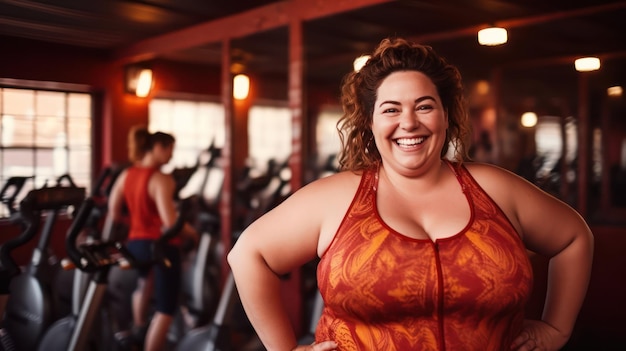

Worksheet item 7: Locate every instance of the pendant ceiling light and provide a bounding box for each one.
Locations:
[477,27,508,46]
[607,86,623,97]
[521,112,538,128]
[574,57,601,72]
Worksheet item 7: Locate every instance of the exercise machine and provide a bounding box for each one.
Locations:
[176,157,292,351]
[53,174,92,317]
[168,144,224,343]
[69,165,128,350]
[36,196,189,351]
[0,185,85,350]
[3,178,85,351]
[0,176,33,219]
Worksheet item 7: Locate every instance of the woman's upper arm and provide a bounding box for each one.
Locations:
[108,171,127,221]
[232,173,357,275]
[511,177,592,257]
[150,172,178,228]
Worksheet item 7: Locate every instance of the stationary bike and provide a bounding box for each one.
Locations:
[176,158,292,351]
[0,185,86,350]
[0,176,33,219]
[36,197,190,351]
[2,176,86,351]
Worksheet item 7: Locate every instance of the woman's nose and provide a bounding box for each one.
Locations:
[400,111,419,130]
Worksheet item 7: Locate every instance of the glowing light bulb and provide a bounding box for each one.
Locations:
[353,55,370,72]
[574,57,600,72]
[135,69,153,98]
[478,27,507,46]
[233,74,250,100]
[521,112,538,128]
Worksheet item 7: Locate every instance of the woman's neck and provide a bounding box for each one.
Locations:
[137,154,159,168]
[380,159,448,194]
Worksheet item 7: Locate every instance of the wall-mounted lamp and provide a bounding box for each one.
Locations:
[126,66,153,97]
[477,27,507,46]
[233,74,250,100]
[574,57,600,72]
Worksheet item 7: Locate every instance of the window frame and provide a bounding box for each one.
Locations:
[0,79,95,218]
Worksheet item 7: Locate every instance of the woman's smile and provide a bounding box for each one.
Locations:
[394,136,428,148]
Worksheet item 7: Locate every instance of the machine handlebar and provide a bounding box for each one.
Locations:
[64,196,192,273]
[0,186,85,278]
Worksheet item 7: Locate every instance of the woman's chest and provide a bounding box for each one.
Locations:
[318,216,533,322]
[376,183,471,241]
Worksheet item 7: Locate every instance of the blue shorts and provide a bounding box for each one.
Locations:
[126,239,181,315]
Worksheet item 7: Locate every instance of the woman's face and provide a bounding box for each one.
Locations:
[371,70,448,176]
[153,142,174,166]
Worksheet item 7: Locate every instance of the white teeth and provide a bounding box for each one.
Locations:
[396,137,425,146]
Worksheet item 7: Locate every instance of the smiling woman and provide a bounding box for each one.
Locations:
[227,37,593,351]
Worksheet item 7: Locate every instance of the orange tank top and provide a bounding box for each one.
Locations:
[123,167,163,241]
[315,162,533,351]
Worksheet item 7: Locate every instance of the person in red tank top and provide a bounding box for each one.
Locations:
[228,38,593,351]
[107,125,198,351]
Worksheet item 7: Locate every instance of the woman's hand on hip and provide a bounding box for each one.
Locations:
[511,319,569,351]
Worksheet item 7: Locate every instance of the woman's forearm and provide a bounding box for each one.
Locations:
[542,229,594,337]
[229,248,298,351]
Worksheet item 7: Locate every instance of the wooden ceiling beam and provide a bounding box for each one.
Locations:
[410,1,626,44]
[304,2,626,72]
[114,0,394,64]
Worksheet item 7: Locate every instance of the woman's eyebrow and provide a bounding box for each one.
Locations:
[378,95,436,107]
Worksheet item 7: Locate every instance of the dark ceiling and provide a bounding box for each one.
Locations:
[2,0,626,95]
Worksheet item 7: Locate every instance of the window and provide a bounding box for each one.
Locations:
[535,115,577,179]
[149,98,225,173]
[0,87,92,217]
[315,107,342,176]
[248,105,292,175]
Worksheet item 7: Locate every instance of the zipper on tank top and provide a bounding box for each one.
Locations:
[433,241,446,351]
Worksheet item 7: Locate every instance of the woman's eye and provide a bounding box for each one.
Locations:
[383,107,399,113]
[417,104,433,111]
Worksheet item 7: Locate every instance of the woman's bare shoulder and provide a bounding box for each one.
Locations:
[299,170,363,199]
[462,161,535,213]
[277,170,363,225]
[313,169,362,185]
[294,171,363,257]
[463,162,527,188]
[152,170,175,183]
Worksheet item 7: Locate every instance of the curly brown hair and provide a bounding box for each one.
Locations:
[337,37,470,171]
